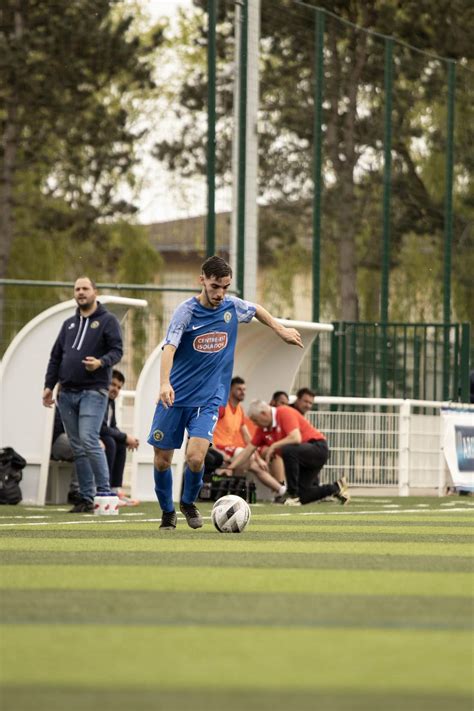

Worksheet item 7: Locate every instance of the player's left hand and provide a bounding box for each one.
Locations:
[82,356,102,371]
[279,327,303,348]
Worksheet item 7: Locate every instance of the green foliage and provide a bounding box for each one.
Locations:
[108,221,164,378]
[155,0,474,323]
[1,0,162,215]
[0,0,166,351]
[261,247,307,318]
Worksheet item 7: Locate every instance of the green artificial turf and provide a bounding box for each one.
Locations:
[0,497,473,711]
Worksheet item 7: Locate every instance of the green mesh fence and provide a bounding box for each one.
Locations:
[215,0,472,398]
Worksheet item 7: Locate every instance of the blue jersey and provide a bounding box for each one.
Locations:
[163,295,256,407]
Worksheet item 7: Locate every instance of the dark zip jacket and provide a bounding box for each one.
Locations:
[44,302,123,391]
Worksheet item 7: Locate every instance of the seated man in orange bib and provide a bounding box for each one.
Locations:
[213,376,287,498]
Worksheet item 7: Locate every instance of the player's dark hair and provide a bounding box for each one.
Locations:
[112,369,125,384]
[201,256,232,279]
[271,390,288,401]
[296,387,315,398]
[231,376,245,386]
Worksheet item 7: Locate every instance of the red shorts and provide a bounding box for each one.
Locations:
[214,445,245,459]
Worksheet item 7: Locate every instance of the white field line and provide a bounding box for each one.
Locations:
[0,507,472,528]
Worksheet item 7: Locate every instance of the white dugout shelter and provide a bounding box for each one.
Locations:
[131,318,333,502]
[0,296,147,505]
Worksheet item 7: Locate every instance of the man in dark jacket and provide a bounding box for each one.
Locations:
[101,369,139,503]
[42,277,123,512]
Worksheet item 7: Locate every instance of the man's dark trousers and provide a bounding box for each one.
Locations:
[281,440,337,503]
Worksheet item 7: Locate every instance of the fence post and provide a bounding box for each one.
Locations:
[236,0,248,296]
[442,60,456,400]
[437,412,447,497]
[206,0,217,257]
[398,400,410,496]
[460,322,471,402]
[330,322,340,398]
[311,7,325,391]
[380,37,393,324]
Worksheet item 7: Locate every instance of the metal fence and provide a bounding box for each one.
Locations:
[1,281,470,400]
[329,321,471,402]
[204,0,473,340]
[113,393,473,496]
[308,397,472,493]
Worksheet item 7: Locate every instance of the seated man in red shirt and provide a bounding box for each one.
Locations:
[214,377,287,498]
[226,400,350,506]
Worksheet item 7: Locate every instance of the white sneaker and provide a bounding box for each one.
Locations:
[334,477,350,506]
[283,496,301,506]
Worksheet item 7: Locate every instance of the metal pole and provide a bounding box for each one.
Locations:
[236,0,248,297]
[311,7,325,391]
[443,60,456,400]
[0,279,239,294]
[206,0,217,257]
[460,323,470,402]
[380,37,393,399]
[230,1,242,281]
[380,37,393,323]
[243,0,259,302]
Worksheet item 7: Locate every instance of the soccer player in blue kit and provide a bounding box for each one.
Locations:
[148,255,303,529]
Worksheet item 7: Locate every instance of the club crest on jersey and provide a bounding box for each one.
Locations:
[90,320,100,329]
[193,332,228,353]
[153,430,164,442]
[224,311,232,323]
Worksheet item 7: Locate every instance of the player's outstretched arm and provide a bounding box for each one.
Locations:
[159,344,176,408]
[254,304,303,348]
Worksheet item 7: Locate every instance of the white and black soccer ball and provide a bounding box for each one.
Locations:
[211,495,251,533]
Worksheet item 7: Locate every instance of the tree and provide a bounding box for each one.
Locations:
[2,205,163,360]
[153,0,474,322]
[0,0,164,338]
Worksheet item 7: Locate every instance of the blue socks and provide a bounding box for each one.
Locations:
[154,467,174,513]
[181,465,204,505]
[154,465,204,511]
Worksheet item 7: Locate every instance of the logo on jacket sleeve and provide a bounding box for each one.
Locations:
[193,332,228,353]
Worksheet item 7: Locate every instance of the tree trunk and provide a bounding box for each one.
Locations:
[325,21,368,322]
[337,169,359,322]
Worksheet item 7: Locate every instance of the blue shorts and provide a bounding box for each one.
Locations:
[147,402,219,450]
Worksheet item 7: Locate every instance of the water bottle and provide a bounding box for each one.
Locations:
[199,482,212,500]
[248,482,257,504]
[238,479,248,501]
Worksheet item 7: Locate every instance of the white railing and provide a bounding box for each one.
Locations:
[308,397,473,496]
[117,392,473,497]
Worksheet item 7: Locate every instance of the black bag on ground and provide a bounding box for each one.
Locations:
[0,447,26,505]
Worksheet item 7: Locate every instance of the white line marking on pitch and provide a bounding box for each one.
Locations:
[0,507,472,528]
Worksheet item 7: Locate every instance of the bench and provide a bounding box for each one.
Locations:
[46,460,74,504]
